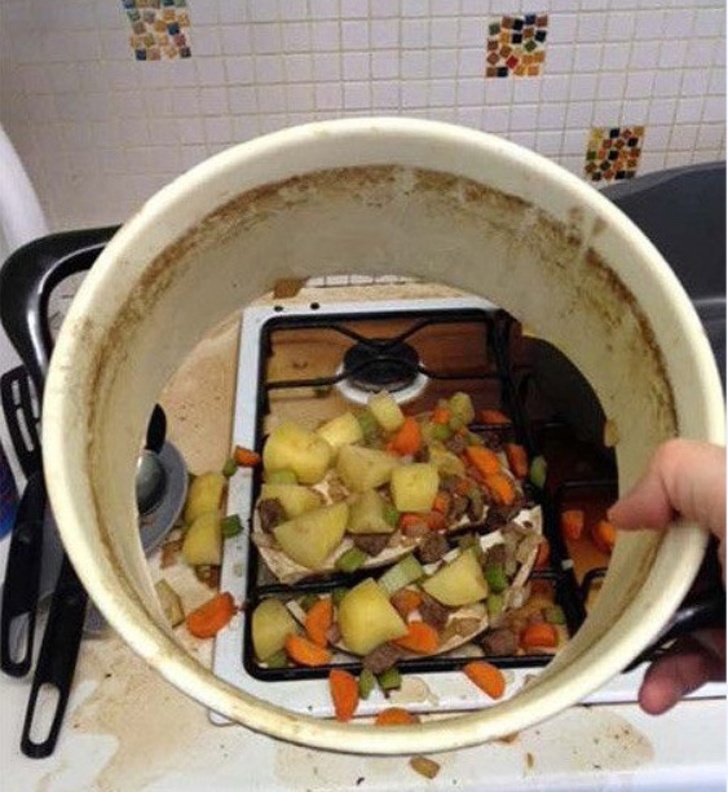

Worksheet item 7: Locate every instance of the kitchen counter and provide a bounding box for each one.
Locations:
[1,297,725,792]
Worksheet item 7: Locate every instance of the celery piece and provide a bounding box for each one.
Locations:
[529,456,548,489]
[430,423,452,442]
[487,593,504,622]
[266,469,298,485]
[543,605,566,625]
[448,392,475,424]
[335,547,368,574]
[358,668,377,700]
[377,666,402,692]
[222,457,238,478]
[483,562,508,594]
[264,649,289,669]
[221,514,243,538]
[378,554,425,597]
[448,415,466,432]
[383,502,400,528]
[331,587,349,607]
[299,593,320,612]
[357,409,380,442]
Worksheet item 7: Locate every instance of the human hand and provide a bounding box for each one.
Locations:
[608,439,726,715]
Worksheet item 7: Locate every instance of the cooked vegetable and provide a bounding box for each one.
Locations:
[479,409,511,425]
[186,591,236,639]
[265,469,298,484]
[483,562,508,594]
[358,668,377,699]
[534,537,550,569]
[368,390,405,432]
[543,605,566,625]
[304,598,333,648]
[431,405,451,425]
[154,578,184,627]
[463,660,506,699]
[329,669,360,722]
[398,511,446,534]
[388,416,423,456]
[374,707,417,726]
[390,463,439,513]
[184,472,226,524]
[464,446,501,478]
[377,666,403,691]
[299,592,320,612]
[432,490,451,515]
[263,422,333,485]
[390,588,423,618]
[448,392,475,425]
[221,514,243,538]
[486,592,505,623]
[529,455,548,489]
[378,554,425,597]
[336,444,400,493]
[484,472,517,506]
[222,457,237,478]
[421,548,489,607]
[428,445,466,477]
[252,598,299,660]
[383,502,400,527]
[409,756,441,779]
[273,502,349,569]
[284,634,332,666]
[264,649,289,669]
[260,483,323,518]
[233,445,262,468]
[182,511,222,566]
[331,587,348,607]
[520,622,558,649]
[591,519,617,554]
[504,443,529,479]
[335,546,368,573]
[315,411,364,453]
[356,409,380,441]
[393,621,440,654]
[560,509,585,541]
[338,579,408,655]
[347,489,396,535]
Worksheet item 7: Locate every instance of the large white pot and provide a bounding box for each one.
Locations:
[43,118,724,754]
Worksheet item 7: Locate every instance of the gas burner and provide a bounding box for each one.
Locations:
[335,339,429,404]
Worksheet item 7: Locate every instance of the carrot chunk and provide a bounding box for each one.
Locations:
[479,409,511,425]
[233,445,262,468]
[284,634,332,667]
[329,669,359,722]
[463,660,507,699]
[431,406,451,425]
[390,589,423,619]
[591,519,617,554]
[185,592,236,638]
[520,622,558,650]
[305,598,333,648]
[560,509,585,541]
[464,445,502,478]
[534,537,551,570]
[388,416,422,456]
[432,490,452,515]
[484,472,516,506]
[504,443,529,479]
[374,707,419,726]
[393,621,440,655]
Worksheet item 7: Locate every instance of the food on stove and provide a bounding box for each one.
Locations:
[328,668,360,722]
[260,483,323,519]
[590,518,617,554]
[528,455,548,489]
[463,660,507,699]
[421,548,489,607]
[315,411,364,454]
[272,501,349,569]
[252,391,536,583]
[409,756,442,779]
[336,444,400,493]
[251,597,298,661]
[284,633,332,666]
[337,578,408,655]
[182,510,223,566]
[154,578,185,627]
[560,509,585,541]
[184,471,227,524]
[519,622,559,650]
[185,591,236,638]
[375,707,419,726]
[504,443,529,480]
[232,445,262,468]
[263,421,333,485]
[393,620,440,654]
[347,489,397,535]
[367,390,405,432]
[304,597,333,647]
[390,463,439,513]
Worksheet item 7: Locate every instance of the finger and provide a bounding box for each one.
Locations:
[638,635,726,715]
[608,440,726,541]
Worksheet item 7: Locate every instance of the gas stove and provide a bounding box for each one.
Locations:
[211,283,725,724]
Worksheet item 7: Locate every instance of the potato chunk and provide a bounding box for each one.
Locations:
[338,579,408,655]
[182,511,222,566]
[368,391,405,432]
[347,489,395,535]
[184,472,226,524]
[336,444,399,493]
[315,411,364,454]
[251,598,298,661]
[263,421,333,485]
[273,502,348,569]
[390,463,439,513]
[260,484,323,519]
[421,548,489,607]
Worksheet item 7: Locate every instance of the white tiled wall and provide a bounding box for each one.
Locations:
[0,0,724,230]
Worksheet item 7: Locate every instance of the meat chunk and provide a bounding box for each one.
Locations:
[257,498,286,533]
[417,532,450,564]
[418,593,450,632]
[467,487,486,523]
[480,628,519,657]
[449,493,469,521]
[362,642,402,674]
[352,532,390,557]
[484,543,507,567]
[444,434,468,456]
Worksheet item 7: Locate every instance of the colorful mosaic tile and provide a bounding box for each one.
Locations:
[485,14,548,78]
[122,0,191,61]
[584,126,645,183]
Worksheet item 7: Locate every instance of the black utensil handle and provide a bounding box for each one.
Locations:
[0,366,41,480]
[0,472,47,677]
[21,554,88,759]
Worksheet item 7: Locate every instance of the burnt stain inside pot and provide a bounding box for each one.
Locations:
[343,338,420,392]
